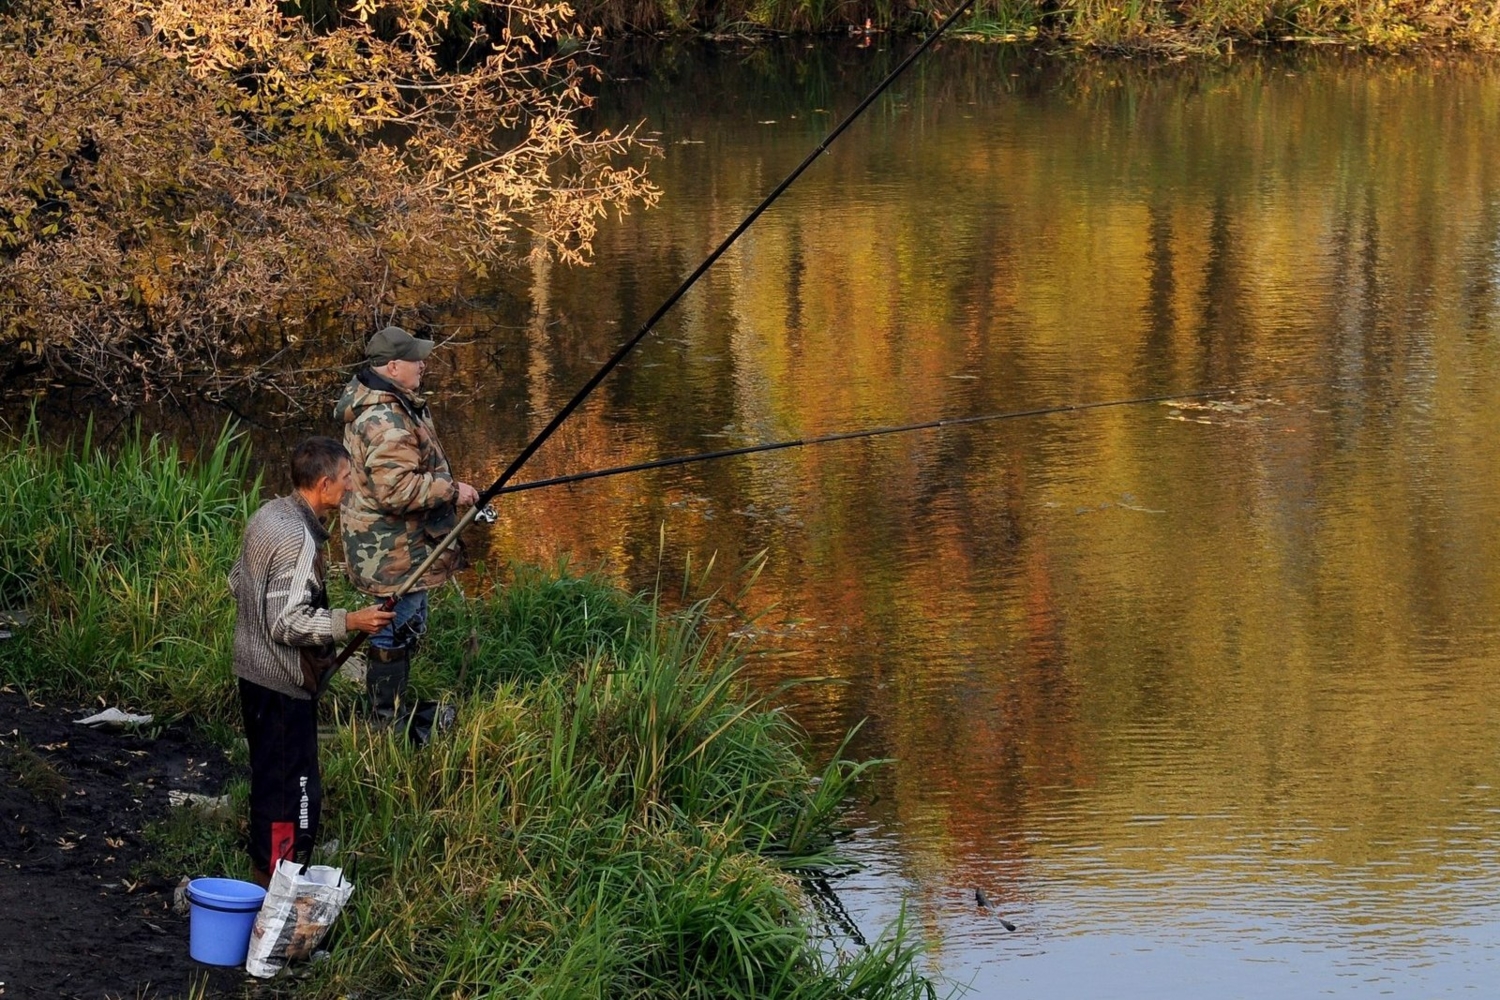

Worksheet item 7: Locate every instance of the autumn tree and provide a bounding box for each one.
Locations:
[0,0,657,405]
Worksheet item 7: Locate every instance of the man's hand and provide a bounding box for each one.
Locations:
[456,481,479,508]
[346,604,395,634]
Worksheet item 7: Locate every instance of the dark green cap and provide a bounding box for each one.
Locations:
[365,325,435,365]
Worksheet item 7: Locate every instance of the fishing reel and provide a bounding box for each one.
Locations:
[391,614,426,655]
[474,503,498,524]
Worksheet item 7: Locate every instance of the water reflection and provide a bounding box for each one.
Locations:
[432,44,1500,996]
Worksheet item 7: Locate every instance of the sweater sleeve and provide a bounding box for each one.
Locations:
[264,526,349,647]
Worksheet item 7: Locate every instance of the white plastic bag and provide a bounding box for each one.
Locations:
[245,860,354,978]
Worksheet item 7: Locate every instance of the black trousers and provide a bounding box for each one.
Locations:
[238,677,321,874]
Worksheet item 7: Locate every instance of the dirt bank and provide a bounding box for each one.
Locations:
[0,689,248,999]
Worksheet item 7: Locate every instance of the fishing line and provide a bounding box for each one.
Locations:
[482,380,1318,499]
[324,1,978,681]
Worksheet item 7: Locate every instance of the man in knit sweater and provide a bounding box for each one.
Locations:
[230,436,393,885]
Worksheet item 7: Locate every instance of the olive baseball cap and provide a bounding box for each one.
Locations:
[365,325,435,365]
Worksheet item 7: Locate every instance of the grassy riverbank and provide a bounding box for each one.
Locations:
[573,0,1497,50]
[0,423,934,998]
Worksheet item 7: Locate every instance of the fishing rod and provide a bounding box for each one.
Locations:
[321,0,978,685]
[482,385,1266,498]
[488,370,1366,497]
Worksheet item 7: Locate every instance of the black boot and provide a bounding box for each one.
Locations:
[366,645,410,723]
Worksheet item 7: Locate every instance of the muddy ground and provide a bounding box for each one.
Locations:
[0,689,252,999]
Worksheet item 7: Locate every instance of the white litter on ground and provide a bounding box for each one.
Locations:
[167,790,232,818]
[74,707,154,728]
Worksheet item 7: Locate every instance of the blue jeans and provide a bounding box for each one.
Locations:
[368,590,428,652]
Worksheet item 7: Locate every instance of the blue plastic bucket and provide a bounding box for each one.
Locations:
[186,878,266,966]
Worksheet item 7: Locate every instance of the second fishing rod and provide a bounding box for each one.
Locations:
[324,0,979,679]
[478,383,1300,499]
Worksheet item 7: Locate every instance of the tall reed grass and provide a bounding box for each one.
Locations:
[316,605,931,998]
[2,425,938,998]
[0,416,255,717]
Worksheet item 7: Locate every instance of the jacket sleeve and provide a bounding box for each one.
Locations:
[263,528,349,647]
[356,410,456,516]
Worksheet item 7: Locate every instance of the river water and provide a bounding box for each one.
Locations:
[413,44,1500,998]
[408,43,1500,996]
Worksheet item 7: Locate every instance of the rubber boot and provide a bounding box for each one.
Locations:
[366,645,410,723]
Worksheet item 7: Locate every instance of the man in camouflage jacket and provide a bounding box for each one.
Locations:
[334,325,478,719]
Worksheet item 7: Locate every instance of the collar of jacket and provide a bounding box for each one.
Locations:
[357,365,427,416]
[289,491,332,544]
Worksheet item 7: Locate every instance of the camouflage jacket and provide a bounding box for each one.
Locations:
[334,368,466,596]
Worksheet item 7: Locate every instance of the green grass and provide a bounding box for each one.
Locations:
[308,609,927,998]
[422,561,650,687]
[0,414,255,718]
[0,423,939,999]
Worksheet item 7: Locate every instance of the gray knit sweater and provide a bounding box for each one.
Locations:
[229,494,350,700]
